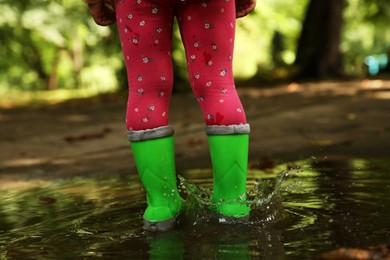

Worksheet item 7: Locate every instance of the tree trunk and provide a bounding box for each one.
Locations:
[294,0,346,79]
[46,56,60,91]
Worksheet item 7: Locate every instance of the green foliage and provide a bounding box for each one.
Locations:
[234,0,308,80]
[0,0,122,93]
[343,0,390,75]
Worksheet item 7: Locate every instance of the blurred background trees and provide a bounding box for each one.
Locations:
[0,0,121,95]
[294,0,346,78]
[0,0,389,97]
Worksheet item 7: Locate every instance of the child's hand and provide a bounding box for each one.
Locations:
[87,0,116,26]
[236,0,256,18]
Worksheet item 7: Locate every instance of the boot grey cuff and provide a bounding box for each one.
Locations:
[128,125,174,141]
[205,124,250,135]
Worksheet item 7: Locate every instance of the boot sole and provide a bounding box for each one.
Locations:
[143,215,178,232]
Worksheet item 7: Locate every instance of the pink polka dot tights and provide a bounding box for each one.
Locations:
[115,0,247,131]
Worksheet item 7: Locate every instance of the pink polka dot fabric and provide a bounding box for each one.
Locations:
[115,0,247,131]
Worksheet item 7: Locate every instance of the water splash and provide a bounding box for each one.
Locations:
[249,172,287,208]
[178,170,297,226]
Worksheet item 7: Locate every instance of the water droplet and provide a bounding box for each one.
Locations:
[219,218,227,223]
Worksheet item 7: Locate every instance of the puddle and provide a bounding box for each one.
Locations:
[0,157,389,258]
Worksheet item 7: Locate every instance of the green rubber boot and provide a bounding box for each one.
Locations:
[131,135,183,232]
[208,133,251,221]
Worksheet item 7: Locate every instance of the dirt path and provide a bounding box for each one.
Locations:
[1,80,389,183]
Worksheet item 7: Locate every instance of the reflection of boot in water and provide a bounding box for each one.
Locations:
[148,232,184,259]
[129,126,183,232]
[207,124,251,222]
[217,241,250,259]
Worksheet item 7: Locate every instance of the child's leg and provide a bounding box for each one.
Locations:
[116,0,175,132]
[177,0,250,220]
[176,0,246,126]
[116,0,182,231]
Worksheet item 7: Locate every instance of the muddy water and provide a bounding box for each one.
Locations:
[0,158,389,259]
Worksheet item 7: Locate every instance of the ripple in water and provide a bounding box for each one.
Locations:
[1,158,389,259]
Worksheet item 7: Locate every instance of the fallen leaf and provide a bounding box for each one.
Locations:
[249,157,276,171]
[319,244,390,259]
[186,139,203,147]
[308,139,333,146]
[39,196,57,205]
[64,128,112,143]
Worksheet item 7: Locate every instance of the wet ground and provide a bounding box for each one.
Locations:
[0,158,389,258]
[0,80,390,258]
